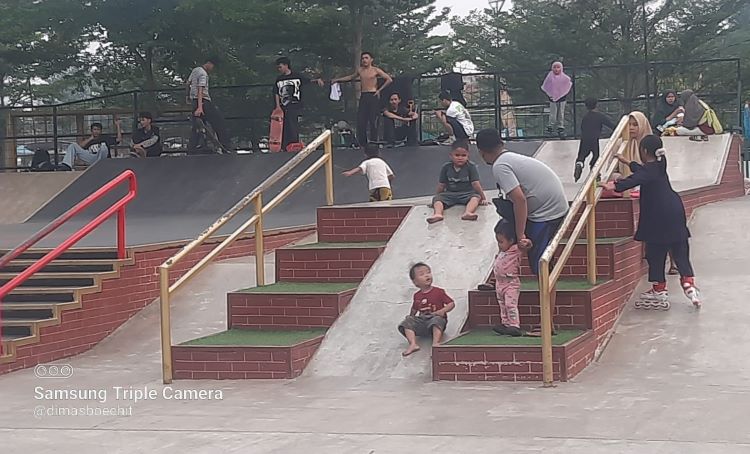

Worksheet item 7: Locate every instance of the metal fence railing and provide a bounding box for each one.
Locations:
[1,58,742,171]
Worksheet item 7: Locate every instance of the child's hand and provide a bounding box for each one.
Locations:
[600,181,616,191]
[518,238,533,251]
[479,200,490,206]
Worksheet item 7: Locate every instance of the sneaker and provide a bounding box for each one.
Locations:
[55,163,73,171]
[439,136,455,146]
[505,326,524,337]
[492,324,510,335]
[681,278,702,308]
[574,162,584,182]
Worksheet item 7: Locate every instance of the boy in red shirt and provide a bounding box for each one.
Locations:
[398,262,456,356]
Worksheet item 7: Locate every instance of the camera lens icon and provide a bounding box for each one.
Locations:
[34,364,73,379]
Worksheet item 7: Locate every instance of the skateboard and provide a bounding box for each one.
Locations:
[269,107,284,153]
[194,116,232,154]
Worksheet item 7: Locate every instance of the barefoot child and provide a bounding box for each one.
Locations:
[342,144,394,201]
[601,135,702,309]
[398,263,456,356]
[490,220,524,337]
[427,140,488,224]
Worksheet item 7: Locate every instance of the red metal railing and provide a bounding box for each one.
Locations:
[0,170,137,355]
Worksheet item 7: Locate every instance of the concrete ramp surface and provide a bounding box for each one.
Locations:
[306,204,498,381]
[534,135,732,200]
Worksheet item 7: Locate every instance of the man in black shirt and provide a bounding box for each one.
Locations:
[130,111,162,158]
[383,93,418,147]
[274,57,324,151]
[575,98,616,182]
[58,121,122,170]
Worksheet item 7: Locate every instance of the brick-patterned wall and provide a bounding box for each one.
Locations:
[519,242,616,279]
[433,331,596,382]
[227,289,356,329]
[316,206,411,242]
[275,246,385,283]
[171,336,323,380]
[565,199,636,239]
[467,290,591,330]
[0,228,313,375]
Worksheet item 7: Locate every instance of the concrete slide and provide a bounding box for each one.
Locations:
[306,203,498,381]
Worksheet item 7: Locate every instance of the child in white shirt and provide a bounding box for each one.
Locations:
[343,144,395,201]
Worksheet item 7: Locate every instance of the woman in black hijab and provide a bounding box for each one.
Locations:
[652,89,684,134]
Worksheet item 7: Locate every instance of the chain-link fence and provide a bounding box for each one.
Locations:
[1,58,742,171]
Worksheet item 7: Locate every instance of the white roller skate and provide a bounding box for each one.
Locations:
[635,286,670,311]
[682,279,702,309]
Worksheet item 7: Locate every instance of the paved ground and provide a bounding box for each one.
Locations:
[0,196,748,453]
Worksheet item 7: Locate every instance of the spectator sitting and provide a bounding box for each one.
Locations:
[652,89,685,134]
[668,90,723,141]
[427,140,489,224]
[434,91,474,146]
[130,112,162,158]
[57,120,122,171]
[383,93,418,148]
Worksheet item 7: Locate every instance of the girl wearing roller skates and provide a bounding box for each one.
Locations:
[601,135,701,310]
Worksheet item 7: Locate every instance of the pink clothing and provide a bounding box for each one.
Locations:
[541,62,573,102]
[494,245,522,328]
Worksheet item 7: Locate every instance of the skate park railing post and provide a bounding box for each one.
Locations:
[537,116,630,387]
[158,130,334,384]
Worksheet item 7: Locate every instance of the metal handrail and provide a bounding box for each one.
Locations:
[157,130,334,383]
[0,170,137,355]
[537,116,630,386]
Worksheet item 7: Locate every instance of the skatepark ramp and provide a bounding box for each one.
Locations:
[306,204,498,381]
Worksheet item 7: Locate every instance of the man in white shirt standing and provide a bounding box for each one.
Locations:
[188,56,231,153]
[435,91,474,145]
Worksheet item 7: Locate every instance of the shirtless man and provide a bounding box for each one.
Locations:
[332,52,393,146]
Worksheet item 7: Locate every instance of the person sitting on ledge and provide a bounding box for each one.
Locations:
[57,120,122,171]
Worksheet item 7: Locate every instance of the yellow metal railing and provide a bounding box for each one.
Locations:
[158,130,334,384]
[538,116,630,386]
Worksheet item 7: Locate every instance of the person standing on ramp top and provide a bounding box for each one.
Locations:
[188,56,231,153]
[332,52,393,147]
[273,57,324,151]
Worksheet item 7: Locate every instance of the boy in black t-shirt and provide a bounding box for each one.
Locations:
[59,121,122,170]
[427,140,489,224]
[130,111,162,158]
[575,98,616,182]
[274,57,324,151]
[383,93,418,147]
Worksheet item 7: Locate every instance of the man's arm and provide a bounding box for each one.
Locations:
[195,86,205,116]
[507,186,530,248]
[374,68,393,97]
[114,119,123,144]
[331,70,359,84]
[275,94,281,109]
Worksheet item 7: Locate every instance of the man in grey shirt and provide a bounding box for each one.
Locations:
[476,128,569,335]
[188,56,231,153]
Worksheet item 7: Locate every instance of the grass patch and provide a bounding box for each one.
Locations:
[445,329,584,346]
[291,242,386,249]
[182,328,327,346]
[238,282,359,294]
[520,279,599,291]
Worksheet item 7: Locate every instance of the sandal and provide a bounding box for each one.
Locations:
[477,283,495,291]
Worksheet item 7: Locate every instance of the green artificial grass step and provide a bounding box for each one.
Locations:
[290,241,387,249]
[238,282,359,294]
[519,279,601,292]
[182,328,327,346]
[445,329,584,346]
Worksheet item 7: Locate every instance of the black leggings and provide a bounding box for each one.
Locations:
[645,240,694,283]
[357,92,380,145]
[576,138,600,168]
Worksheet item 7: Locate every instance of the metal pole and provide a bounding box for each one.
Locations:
[324,135,334,206]
[132,92,139,133]
[586,184,597,285]
[737,60,742,129]
[493,73,501,132]
[642,0,651,117]
[540,263,554,387]
[159,266,173,384]
[254,194,265,287]
[117,207,126,259]
[571,69,577,139]
[52,106,59,165]
[417,77,423,142]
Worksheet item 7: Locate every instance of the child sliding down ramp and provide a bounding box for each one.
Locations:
[305,204,498,381]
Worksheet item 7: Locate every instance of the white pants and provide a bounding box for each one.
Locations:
[549,101,566,130]
[63,143,109,168]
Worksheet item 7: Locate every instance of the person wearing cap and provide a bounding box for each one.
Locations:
[130,111,162,158]
[476,128,569,335]
[188,56,231,153]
